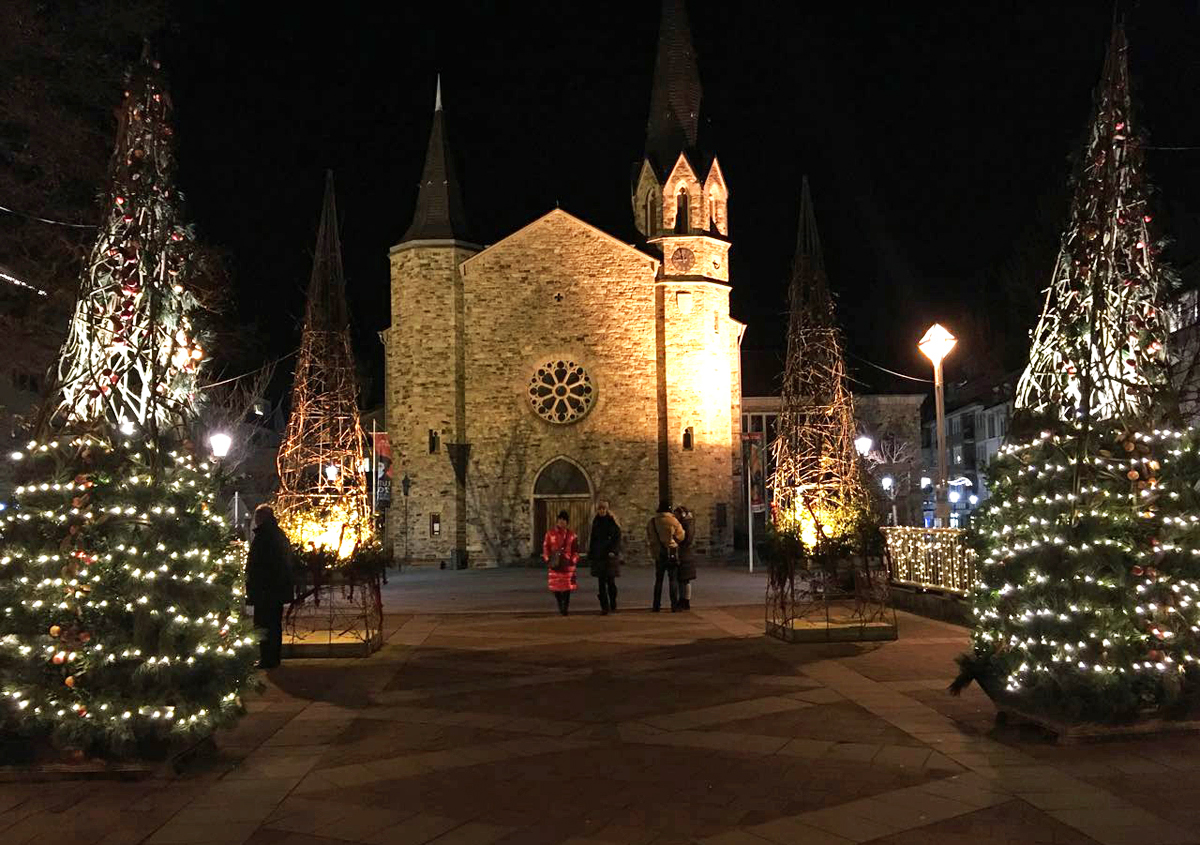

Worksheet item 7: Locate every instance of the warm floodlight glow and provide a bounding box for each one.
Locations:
[208,432,232,458]
[919,323,957,366]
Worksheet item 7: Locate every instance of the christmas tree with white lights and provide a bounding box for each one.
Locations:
[0,48,257,757]
[956,23,1200,722]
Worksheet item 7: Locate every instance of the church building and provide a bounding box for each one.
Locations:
[382,0,743,565]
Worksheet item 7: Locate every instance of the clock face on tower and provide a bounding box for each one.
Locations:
[670,247,696,272]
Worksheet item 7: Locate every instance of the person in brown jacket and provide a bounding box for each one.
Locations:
[646,501,685,612]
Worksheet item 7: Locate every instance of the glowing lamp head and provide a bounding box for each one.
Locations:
[919,323,957,366]
[208,432,232,458]
[920,476,932,489]
[881,475,894,491]
[948,491,961,504]
[118,420,136,436]
[324,464,340,481]
[854,435,873,457]
[968,494,979,505]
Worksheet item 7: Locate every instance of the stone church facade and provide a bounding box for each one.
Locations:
[383,0,743,565]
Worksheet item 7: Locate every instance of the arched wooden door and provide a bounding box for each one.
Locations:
[532,458,593,556]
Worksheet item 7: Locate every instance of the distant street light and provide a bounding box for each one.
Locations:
[949,490,961,504]
[881,475,894,491]
[919,323,957,526]
[324,464,340,481]
[208,431,232,459]
[854,435,873,457]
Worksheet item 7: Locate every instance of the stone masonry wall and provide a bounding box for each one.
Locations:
[459,210,664,564]
[661,281,737,556]
[385,243,477,564]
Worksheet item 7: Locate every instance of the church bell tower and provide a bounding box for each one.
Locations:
[636,0,738,555]
[633,0,729,284]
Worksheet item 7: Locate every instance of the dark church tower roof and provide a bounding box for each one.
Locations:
[645,0,702,175]
[400,76,471,244]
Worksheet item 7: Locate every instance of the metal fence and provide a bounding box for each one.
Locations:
[881,526,978,594]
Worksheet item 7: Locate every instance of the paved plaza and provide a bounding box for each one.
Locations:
[4,567,1200,845]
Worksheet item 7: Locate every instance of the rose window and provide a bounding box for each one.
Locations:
[528,360,594,424]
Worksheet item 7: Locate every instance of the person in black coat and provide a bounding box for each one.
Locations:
[674,505,696,610]
[245,504,294,668]
[588,500,622,615]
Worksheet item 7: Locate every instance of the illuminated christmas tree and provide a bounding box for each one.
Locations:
[957,23,1200,722]
[770,176,869,546]
[0,49,257,756]
[274,172,371,559]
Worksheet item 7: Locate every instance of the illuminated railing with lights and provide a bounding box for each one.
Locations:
[881,526,978,594]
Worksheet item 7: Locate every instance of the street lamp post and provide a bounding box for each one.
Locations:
[881,475,898,526]
[207,431,241,537]
[919,324,957,527]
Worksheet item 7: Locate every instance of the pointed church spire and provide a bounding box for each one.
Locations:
[790,176,833,326]
[400,77,470,243]
[645,0,702,174]
[307,169,349,331]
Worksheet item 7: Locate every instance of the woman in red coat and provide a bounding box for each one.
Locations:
[543,509,579,615]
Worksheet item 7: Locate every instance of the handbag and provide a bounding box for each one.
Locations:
[548,549,568,573]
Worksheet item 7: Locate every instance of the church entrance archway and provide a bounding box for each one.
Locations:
[532,457,593,556]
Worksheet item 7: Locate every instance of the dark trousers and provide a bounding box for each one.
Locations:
[253,600,284,668]
[653,554,679,610]
[553,590,571,615]
[597,576,617,612]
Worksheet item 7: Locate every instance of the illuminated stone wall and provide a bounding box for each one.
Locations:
[385,209,742,565]
[384,242,477,563]
[458,210,662,562]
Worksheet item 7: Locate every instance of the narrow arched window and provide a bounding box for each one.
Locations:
[683,426,694,451]
[645,193,656,235]
[675,189,690,233]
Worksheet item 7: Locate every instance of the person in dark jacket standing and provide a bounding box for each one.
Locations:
[588,500,622,614]
[246,504,294,668]
[674,505,696,610]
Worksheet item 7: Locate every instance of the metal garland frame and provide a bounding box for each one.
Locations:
[283,572,383,658]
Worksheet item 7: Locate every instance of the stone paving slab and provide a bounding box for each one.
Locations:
[6,575,1200,845]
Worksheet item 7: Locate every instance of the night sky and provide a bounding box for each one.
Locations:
[160,1,1200,404]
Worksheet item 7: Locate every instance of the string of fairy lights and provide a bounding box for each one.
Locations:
[1,434,257,738]
[881,526,977,594]
[970,424,1200,694]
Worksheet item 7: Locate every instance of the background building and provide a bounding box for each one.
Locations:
[919,373,1016,527]
[383,1,742,566]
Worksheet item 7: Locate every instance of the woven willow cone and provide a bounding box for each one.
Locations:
[275,172,370,557]
[770,176,868,543]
